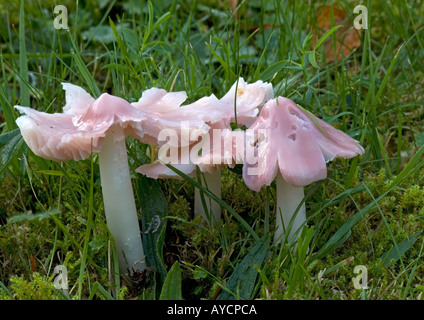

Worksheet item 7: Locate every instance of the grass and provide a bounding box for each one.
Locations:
[0,0,424,300]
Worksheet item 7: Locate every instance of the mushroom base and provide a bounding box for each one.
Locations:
[274,172,307,244]
[98,126,146,274]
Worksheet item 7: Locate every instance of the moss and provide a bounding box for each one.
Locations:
[0,272,62,300]
[398,185,424,216]
[287,164,424,300]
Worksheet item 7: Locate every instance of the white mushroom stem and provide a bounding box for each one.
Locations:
[98,126,146,274]
[194,170,221,225]
[274,172,307,244]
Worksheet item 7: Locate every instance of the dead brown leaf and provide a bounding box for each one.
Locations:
[312,5,362,63]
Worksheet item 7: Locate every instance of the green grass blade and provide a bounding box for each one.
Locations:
[381,230,423,267]
[217,236,269,300]
[159,261,182,300]
[88,281,115,300]
[68,33,101,97]
[7,209,61,224]
[0,129,24,177]
[78,154,95,299]
[136,175,168,297]
[19,0,29,107]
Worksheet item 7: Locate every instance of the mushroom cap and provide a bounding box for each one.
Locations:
[131,87,222,147]
[135,78,273,179]
[15,86,148,161]
[242,97,364,191]
[136,122,243,179]
[62,83,95,115]
[192,127,244,172]
[219,78,274,126]
[189,79,274,171]
[136,160,196,180]
[15,83,210,162]
[133,77,273,136]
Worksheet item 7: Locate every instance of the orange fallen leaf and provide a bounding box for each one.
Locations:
[312,5,362,63]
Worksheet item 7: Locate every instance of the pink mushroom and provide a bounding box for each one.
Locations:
[14,83,209,275]
[136,78,274,224]
[242,97,364,243]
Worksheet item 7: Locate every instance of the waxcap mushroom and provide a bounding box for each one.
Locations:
[242,96,364,243]
[15,84,148,274]
[14,83,212,275]
[243,96,364,190]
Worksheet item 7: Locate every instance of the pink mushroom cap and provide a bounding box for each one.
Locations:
[14,83,210,161]
[219,78,274,126]
[15,84,145,161]
[243,97,364,191]
[135,78,274,179]
[131,87,221,147]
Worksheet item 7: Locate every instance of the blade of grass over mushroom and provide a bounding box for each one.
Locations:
[296,103,329,138]
[315,144,424,260]
[218,236,269,300]
[110,238,121,297]
[135,175,167,295]
[164,163,260,241]
[1,0,423,301]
